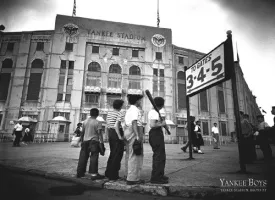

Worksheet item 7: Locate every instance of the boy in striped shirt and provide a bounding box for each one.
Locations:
[105,99,125,180]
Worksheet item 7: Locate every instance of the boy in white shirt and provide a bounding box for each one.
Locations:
[212,123,220,149]
[148,97,168,184]
[124,95,144,185]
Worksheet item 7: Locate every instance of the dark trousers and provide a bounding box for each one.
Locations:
[182,134,199,150]
[149,127,166,181]
[77,140,99,176]
[242,136,256,163]
[259,132,272,160]
[105,128,124,180]
[13,131,22,146]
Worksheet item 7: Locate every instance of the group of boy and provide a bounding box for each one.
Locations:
[76,95,169,185]
[240,106,275,163]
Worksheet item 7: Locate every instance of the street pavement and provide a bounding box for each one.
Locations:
[0,141,274,198]
[0,166,192,200]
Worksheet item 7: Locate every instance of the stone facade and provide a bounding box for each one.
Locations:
[0,15,261,140]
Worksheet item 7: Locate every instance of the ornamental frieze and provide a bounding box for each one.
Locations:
[31,35,51,42]
[1,36,21,42]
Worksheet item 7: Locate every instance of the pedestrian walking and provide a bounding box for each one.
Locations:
[194,121,204,154]
[123,95,144,185]
[76,108,105,180]
[12,121,23,147]
[22,127,31,145]
[212,123,220,149]
[257,115,273,162]
[180,116,197,153]
[148,97,169,184]
[240,112,255,163]
[270,106,275,144]
[71,123,82,147]
[105,99,125,181]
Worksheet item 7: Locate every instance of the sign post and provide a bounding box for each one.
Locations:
[225,31,246,173]
[184,31,246,172]
[184,66,193,159]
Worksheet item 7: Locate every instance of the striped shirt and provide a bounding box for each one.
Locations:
[106,110,124,128]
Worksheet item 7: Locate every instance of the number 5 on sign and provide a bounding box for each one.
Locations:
[185,43,225,96]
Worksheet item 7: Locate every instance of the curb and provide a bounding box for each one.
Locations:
[104,181,168,196]
[0,164,227,198]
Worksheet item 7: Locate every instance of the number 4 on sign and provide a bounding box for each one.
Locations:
[197,67,206,82]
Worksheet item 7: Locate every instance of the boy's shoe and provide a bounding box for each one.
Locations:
[150,179,169,184]
[181,147,186,152]
[76,174,85,178]
[198,150,204,154]
[214,147,220,149]
[90,174,105,180]
[126,180,145,185]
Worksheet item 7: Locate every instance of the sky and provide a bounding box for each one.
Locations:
[0,0,274,124]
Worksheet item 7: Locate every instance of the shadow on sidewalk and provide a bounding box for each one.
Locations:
[48,184,101,196]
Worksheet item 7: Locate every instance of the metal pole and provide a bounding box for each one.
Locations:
[226,31,246,172]
[184,66,193,159]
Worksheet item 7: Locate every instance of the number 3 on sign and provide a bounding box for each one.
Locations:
[186,75,193,89]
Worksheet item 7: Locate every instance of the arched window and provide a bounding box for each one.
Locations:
[88,62,101,72]
[86,62,101,88]
[108,64,121,88]
[31,59,44,68]
[27,59,43,100]
[2,59,13,68]
[177,71,185,80]
[109,64,121,74]
[128,65,141,90]
[129,65,141,75]
[177,71,186,109]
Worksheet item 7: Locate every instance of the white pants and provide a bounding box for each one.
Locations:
[125,136,143,181]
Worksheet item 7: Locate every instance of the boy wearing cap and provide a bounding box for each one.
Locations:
[148,97,169,184]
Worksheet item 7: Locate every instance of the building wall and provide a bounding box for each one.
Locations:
[0,15,261,139]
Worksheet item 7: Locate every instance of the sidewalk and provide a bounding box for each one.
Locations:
[0,142,274,198]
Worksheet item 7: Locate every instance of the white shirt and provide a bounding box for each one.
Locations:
[14,123,23,131]
[258,121,269,130]
[124,105,139,126]
[212,126,219,134]
[148,110,160,122]
[194,125,201,132]
[159,108,166,118]
[148,108,166,121]
[148,109,166,130]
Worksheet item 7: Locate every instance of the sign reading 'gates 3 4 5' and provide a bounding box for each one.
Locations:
[185,40,232,97]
